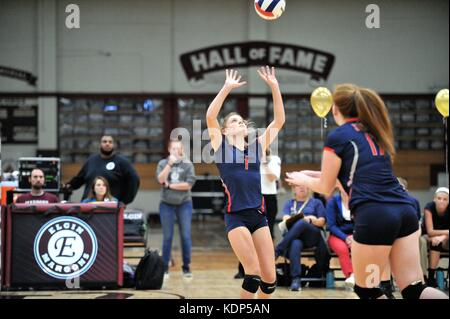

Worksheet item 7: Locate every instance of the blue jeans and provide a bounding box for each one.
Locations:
[276,220,321,279]
[159,201,193,271]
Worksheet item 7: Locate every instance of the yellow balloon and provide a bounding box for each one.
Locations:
[310,87,333,118]
[435,89,449,118]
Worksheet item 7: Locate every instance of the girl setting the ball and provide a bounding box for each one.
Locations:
[206,67,285,299]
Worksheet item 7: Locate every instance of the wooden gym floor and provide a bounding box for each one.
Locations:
[0,216,444,299]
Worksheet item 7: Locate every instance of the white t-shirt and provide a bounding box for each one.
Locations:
[260,155,281,195]
[341,201,352,221]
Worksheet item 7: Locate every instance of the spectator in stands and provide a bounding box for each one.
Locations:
[64,135,140,205]
[275,184,328,291]
[157,139,196,279]
[16,168,59,204]
[424,187,449,287]
[326,186,355,287]
[82,176,118,203]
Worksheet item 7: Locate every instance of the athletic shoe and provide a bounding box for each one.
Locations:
[182,267,193,279]
[290,278,302,291]
[344,274,355,287]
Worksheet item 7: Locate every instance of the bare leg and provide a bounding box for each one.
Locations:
[390,230,447,299]
[429,250,441,269]
[351,240,391,290]
[381,264,391,282]
[228,227,260,299]
[252,226,277,299]
[419,235,429,277]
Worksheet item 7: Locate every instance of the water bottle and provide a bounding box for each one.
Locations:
[326,270,335,289]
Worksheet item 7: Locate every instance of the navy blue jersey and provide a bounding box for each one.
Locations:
[324,118,413,210]
[411,196,421,221]
[214,136,264,213]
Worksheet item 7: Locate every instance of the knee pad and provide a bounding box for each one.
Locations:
[401,281,426,299]
[260,280,277,294]
[354,285,384,299]
[242,275,261,293]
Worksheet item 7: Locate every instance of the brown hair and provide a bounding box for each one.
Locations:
[333,83,395,161]
[219,112,255,135]
[87,176,114,201]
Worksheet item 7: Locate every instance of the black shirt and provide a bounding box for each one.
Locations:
[424,201,449,230]
[68,154,140,204]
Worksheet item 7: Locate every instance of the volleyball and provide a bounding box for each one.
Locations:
[254,0,286,20]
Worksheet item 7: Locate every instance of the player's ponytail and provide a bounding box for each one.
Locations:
[333,84,395,162]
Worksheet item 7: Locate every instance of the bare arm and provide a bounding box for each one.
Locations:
[257,66,285,153]
[285,150,341,197]
[206,69,246,151]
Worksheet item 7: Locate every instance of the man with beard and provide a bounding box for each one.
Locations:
[64,135,140,204]
[16,168,59,204]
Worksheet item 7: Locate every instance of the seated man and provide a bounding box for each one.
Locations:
[424,187,449,287]
[275,185,328,291]
[15,168,59,204]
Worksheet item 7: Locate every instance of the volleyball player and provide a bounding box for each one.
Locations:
[206,67,285,299]
[285,84,447,299]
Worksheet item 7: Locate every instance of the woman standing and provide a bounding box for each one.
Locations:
[156,139,196,279]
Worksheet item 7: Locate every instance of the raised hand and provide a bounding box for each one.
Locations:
[223,69,246,90]
[257,66,279,89]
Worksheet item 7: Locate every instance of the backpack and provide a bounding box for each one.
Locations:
[123,261,136,288]
[276,262,291,287]
[135,250,165,290]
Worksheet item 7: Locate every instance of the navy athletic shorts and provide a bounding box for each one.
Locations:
[353,202,419,245]
[224,208,268,234]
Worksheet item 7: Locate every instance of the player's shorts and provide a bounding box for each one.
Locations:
[225,208,268,234]
[353,201,419,245]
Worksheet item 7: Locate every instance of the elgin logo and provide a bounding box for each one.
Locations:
[33,216,98,280]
